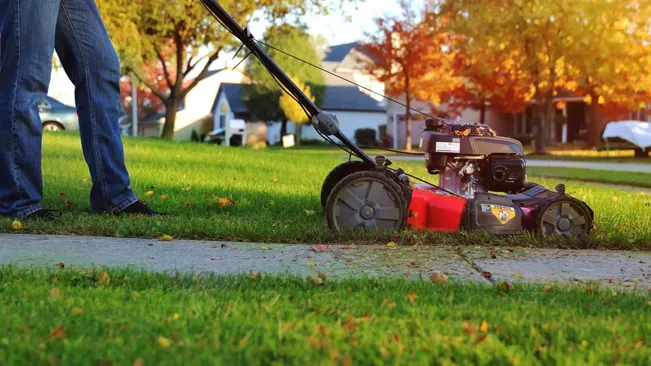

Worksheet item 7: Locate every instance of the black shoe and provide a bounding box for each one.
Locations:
[12,209,62,221]
[114,201,161,216]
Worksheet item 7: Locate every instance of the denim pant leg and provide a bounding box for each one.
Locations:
[54,0,136,213]
[0,0,62,219]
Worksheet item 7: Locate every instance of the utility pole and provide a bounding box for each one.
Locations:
[131,75,139,137]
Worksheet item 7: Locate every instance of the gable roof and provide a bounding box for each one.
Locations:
[322,42,361,62]
[215,83,248,114]
[321,86,384,112]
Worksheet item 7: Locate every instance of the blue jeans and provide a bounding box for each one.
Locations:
[0,0,137,218]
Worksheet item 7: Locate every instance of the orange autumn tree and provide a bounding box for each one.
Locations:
[361,0,458,151]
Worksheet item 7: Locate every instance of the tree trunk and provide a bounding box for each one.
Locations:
[405,96,412,151]
[479,103,486,124]
[161,97,180,140]
[295,123,302,146]
[534,103,546,155]
[587,91,601,148]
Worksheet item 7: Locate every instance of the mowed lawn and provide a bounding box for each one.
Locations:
[2,132,650,249]
[0,267,649,365]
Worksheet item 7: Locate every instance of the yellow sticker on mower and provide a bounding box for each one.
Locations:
[481,204,517,225]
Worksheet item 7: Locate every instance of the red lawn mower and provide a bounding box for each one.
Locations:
[202,0,594,238]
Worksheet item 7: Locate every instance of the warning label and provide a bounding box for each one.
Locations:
[435,142,461,153]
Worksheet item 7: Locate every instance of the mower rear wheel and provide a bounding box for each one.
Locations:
[320,160,374,209]
[535,197,593,237]
[325,171,408,232]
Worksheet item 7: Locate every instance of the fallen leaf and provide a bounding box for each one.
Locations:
[64,200,73,209]
[386,241,397,247]
[159,194,168,201]
[172,313,180,320]
[429,271,449,284]
[99,271,111,286]
[50,325,65,340]
[262,245,271,251]
[612,196,619,202]
[317,272,327,281]
[514,273,524,279]
[158,235,173,241]
[543,285,553,292]
[72,307,84,315]
[56,262,65,269]
[145,191,155,197]
[304,209,316,216]
[308,275,324,285]
[506,248,514,253]
[503,281,514,292]
[11,220,22,230]
[273,178,279,184]
[157,336,172,349]
[59,193,67,199]
[133,358,145,366]
[310,245,331,252]
[481,271,492,280]
[341,245,354,250]
[462,321,474,336]
[50,288,62,300]
[406,290,418,304]
[382,298,397,308]
[217,197,236,208]
[480,320,489,333]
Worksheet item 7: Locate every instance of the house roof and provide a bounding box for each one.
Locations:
[321,86,384,113]
[216,83,248,114]
[323,42,360,62]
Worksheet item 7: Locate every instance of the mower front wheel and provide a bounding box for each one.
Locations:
[320,160,374,209]
[535,196,593,238]
[325,171,408,232]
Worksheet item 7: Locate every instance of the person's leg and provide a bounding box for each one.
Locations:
[53,0,141,213]
[0,0,61,219]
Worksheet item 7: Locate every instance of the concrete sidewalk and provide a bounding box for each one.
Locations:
[1,234,649,290]
[387,156,651,174]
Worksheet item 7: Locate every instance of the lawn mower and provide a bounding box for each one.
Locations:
[201,0,594,237]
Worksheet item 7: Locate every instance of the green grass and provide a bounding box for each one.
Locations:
[525,155,651,164]
[526,167,651,187]
[1,132,650,249]
[1,267,649,365]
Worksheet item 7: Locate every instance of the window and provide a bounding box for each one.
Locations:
[219,115,226,129]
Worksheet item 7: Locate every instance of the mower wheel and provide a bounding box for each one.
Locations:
[325,171,408,232]
[320,160,374,209]
[535,196,593,238]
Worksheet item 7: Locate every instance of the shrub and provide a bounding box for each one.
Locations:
[354,128,377,146]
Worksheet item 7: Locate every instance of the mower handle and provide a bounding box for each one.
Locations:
[200,0,375,165]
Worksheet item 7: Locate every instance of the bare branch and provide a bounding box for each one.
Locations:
[154,44,174,89]
[181,48,223,99]
[131,69,168,103]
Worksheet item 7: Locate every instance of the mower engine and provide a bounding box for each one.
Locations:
[405,118,595,237]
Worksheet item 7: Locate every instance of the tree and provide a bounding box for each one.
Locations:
[243,23,325,138]
[279,75,315,145]
[361,0,457,151]
[97,0,354,140]
[440,0,582,154]
[563,0,651,147]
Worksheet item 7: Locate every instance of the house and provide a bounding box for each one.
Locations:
[208,42,388,146]
[137,67,246,140]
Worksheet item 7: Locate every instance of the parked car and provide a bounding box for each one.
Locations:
[39,96,78,131]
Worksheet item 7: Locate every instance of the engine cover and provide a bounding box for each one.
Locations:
[467,193,523,234]
[480,155,526,193]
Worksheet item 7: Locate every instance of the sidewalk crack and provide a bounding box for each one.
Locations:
[455,247,494,283]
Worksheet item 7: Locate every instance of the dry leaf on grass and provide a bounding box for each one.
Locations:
[99,271,110,286]
[406,290,418,304]
[56,262,65,269]
[480,320,489,333]
[11,220,22,230]
[308,275,324,285]
[543,285,553,292]
[217,197,236,208]
[50,288,62,300]
[133,358,145,366]
[157,336,172,349]
[64,200,73,209]
[429,271,449,284]
[50,325,65,340]
[145,191,155,197]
